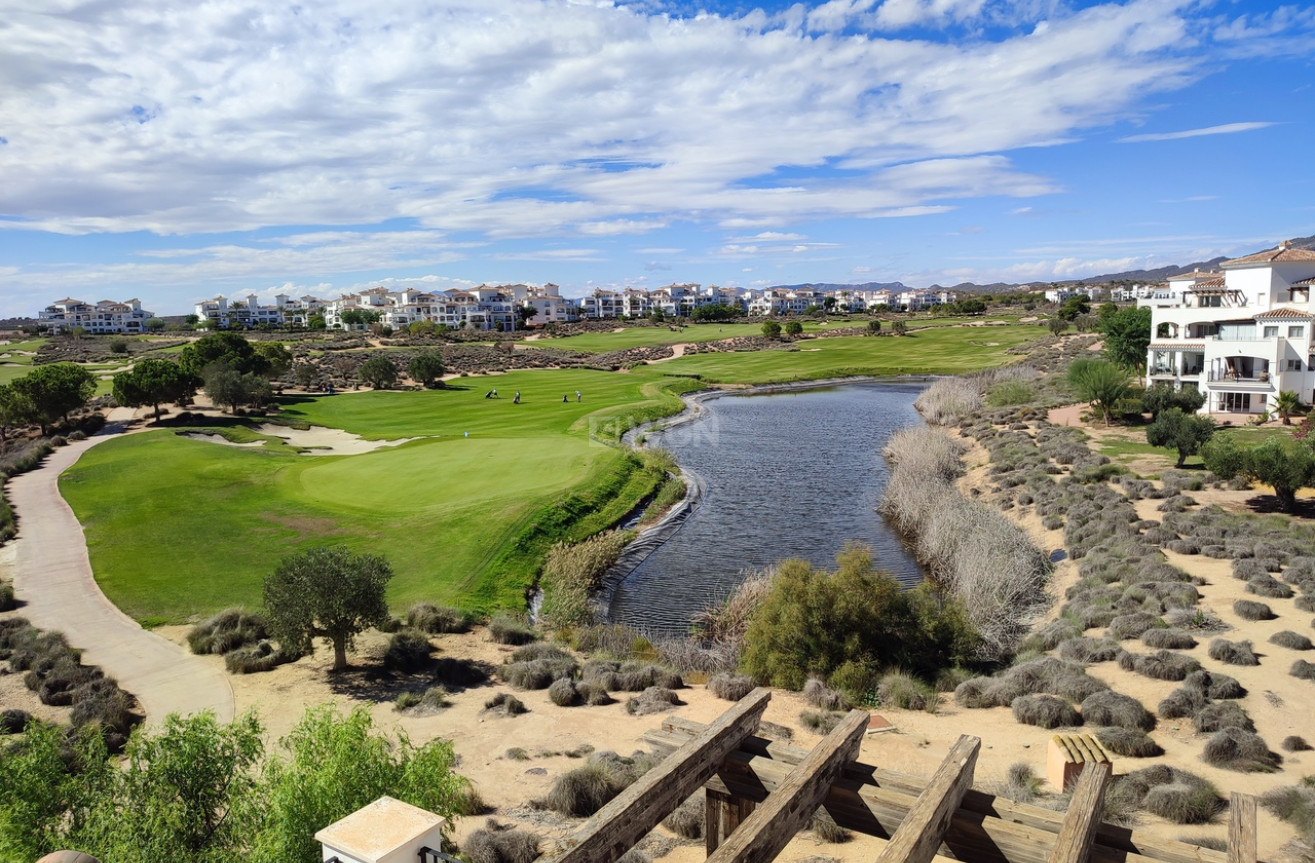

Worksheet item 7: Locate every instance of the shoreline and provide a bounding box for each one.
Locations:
[600,374,936,626]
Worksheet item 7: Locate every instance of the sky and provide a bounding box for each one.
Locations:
[2,0,1314,318]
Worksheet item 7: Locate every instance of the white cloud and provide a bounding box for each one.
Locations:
[0,0,1216,241]
[1117,122,1275,143]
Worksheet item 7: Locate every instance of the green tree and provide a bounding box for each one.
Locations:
[1057,294,1091,320]
[761,321,782,339]
[339,309,381,329]
[1202,436,1315,512]
[307,313,326,331]
[784,320,803,336]
[11,363,96,434]
[254,342,293,378]
[292,362,319,390]
[1067,358,1130,425]
[254,705,471,863]
[802,304,821,317]
[892,320,908,336]
[691,304,738,322]
[144,317,166,332]
[262,546,392,671]
[1141,383,1206,418]
[408,319,437,336]
[203,367,249,413]
[1047,318,1069,336]
[1274,390,1303,426]
[180,332,270,379]
[1101,305,1152,370]
[357,355,399,389]
[112,359,199,420]
[866,320,882,336]
[1146,407,1216,467]
[1098,302,1119,323]
[0,723,113,861]
[407,350,445,388]
[0,383,35,441]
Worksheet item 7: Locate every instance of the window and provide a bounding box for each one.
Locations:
[1264,326,1280,338]
[1287,359,1303,372]
[1290,326,1304,338]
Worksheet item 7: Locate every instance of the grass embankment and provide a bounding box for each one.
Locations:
[60,325,1045,623]
[0,338,46,386]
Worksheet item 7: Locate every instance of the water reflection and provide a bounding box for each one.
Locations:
[608,381,928,635]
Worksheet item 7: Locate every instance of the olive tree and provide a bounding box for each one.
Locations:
[407,350,445,388]
[11,363,96,434]
[760,321,782,339]
[1203,436,1315,512]
[1146,407,1216,467]
[262,547,392,671]
[112,359,199,419]
[357,355,399,389]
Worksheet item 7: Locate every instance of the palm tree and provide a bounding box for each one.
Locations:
[1275,390,1303,426]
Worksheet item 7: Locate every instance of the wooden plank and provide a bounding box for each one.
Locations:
[706,709,868,863]
[1048,761,1112,863]
[542,689,770,863]
[706,789,756,854]
[646,720,1230,863]
[876,735,980,863]
[1229,793,1257,863]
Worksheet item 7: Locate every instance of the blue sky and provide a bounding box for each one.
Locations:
[1,0,1313,317]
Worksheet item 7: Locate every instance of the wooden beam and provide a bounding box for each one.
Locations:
[706,709,868,863]
[1228,793,1257,863]
[1047,761,1112,863]
[706,788,756,854]
[645,722,1230,863]
[876,735,980,863]
[542,689,771,863]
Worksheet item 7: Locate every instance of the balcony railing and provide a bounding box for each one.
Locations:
[1207,370,1270,383]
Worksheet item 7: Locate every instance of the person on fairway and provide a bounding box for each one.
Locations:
[513,391,521,404]
[562,394,568,402]
[576,390,582,402]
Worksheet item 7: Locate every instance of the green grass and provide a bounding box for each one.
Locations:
[58,325,1048,622]
[0,338,45,385]
[519,321,832,352]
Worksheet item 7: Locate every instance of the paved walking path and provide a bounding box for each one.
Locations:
[7,410,235,724]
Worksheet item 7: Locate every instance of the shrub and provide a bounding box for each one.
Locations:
[484,692,527,716]
[1260,785,1315,844]
[223,640,296,674]
[432,657,490,689]
[1292,659,1315,681]
[1080,690,1155,731]
[1183,669,1245,699]
[488,616,536,645]
[803,678,851,711]
[1140,628,1196,650]
[1281,735,1311,752]
[395,691,421,711]
[406,603,472,634]
[1158,687,1205,719]
[383,630,433,672]
[0,708,31,734]
[539,531,630,629]
[420,686,449,709]
[1193,701,1254,733]
[707,673,756,702]
[1128,650,1200,681]
[1270,630,1313,650]
[1208,639,1258,667]
[1165,608,1228,632]
[186,607,268,655]
[1247,575,1294,599]
[879,672,935,712]
[0,582,15,612]
[1233,600,1274,621]
[1002,762,1043,804]
[506,747,530,761]
[548,677,580,707]
[800,710,844,734]
[662,792,705,840]
[1012,694,1080,729]
[1096,727,1163,758]
[625,686,680,716]
[1142,778,1224,824]
[500,654,578,690]
[541,751,659,816]
[1201,728,1281,772]
[808,808,851,843]
[465,820,541,863]
[1108,612,1161,640]
[1060,637,1122,663]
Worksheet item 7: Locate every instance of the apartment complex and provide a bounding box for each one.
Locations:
[38,298,155,334]
[1144,241,1315,415]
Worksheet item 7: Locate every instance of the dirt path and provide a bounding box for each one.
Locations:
[5,409,235,725]
[647,342,691,363]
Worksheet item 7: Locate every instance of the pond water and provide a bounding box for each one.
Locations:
[606,380,928,635]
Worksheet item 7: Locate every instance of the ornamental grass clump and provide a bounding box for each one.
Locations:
[1202,728,1282,773]
[465,820,541,863]
[1140,628,1197,650]
[500,649,579,690]
[1233,600,1274,621]
[879,671,936,712]
[1183,669,1245,699]
[1193,701,1254,733]
[1260,784,1315,845]
[484,692,527,716]
[488,616,536,645]
[800,710,844,734]
[1292,659,1315,681]
[383,630,433,672]
[1080,690,1155,731]
[1096,727,1163,758]
[707,672,755,702]
[1059,637,1122,664]
[1247,575,1294,600]
[662,792,705,840]
[625,686,680,716]
[1107,766,1222,825]
[1012,694,1080,729]
[186,607,268,655]
[540,751,659,816]
[406,603,472,634]
[224,640,298,674]
[1108,612,1162,640]
[803,678,851,710]
[1208,639,1259,667]
[1120,650,1200,681]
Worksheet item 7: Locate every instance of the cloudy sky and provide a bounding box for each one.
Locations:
[2,0,1313,317]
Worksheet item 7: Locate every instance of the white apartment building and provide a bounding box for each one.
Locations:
[39,298,154,334]
[323,286,517,331]
[1145,241,1315,415]
[195,293,326,328]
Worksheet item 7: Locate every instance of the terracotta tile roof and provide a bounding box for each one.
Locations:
[1149,342,1206,350]
[1292,277,1315,287]
[1192,277,1225,288]
[1223,242,1315,268]
[1254,307,1315,320]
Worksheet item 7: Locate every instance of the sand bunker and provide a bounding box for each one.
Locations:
[181,433,264,449]
[254,423,420,455]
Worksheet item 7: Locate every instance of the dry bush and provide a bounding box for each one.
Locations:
[625,686,680,716]
[1283,736,1312,753]
[690,568,774,651]
[1108,612,1162,640]
[407,603,472,634]
[186,607,267,655]
[1140,628,1197,650]
[1260,785,1315,845]
[500,654,579,690]
[484,692,527,716]
[539,530,631,629]
[540,751,659,817]
[1201,728,1282,772]
[1292,659,1315,681]
[1233,600,1274,621]
[1012,694,1080,729]
[1193,701,1254,733]
[432,656,490,688]
[801,710,844,734]
[548,677,581,707]
[1060,637,1122,663]
[655,637,739,674]
[1002,762,1042,804]
[1107,766,1222,825]
[1158,687,1206,720]
[1271,630,1314,650]
[488,616,537,645]
[803,678,851,711]
[707,672,756,702]
[662,791,705,839]
[1029,618,1084,652]
[915,376,984,426]
[1096,727,1163,758]
[1208,639,1258,667]
[383,630,433,672]
[1232,559,1268,580]
[465,820,540,863]
[224,640,297,674]
[1165,608,1229,632]
[1183,669,1245,699]
[1247,575,1294,599]
[807,808,851,843]
[1122,650,1200,681]
[1081,690,1155,731]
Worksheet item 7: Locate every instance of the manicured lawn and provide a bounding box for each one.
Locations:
[519,321,838,352]
[0,338,45,385]
[658,326,1039,383]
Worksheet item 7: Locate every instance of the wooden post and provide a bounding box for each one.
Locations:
[705,788,756,855]
[1228,793,1257,863]
[544,688,771,863]
[876,735,980,863]
[1047,761,1112,863]
[705,709,868,863]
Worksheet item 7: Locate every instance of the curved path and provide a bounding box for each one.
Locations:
[7,410,235,725]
